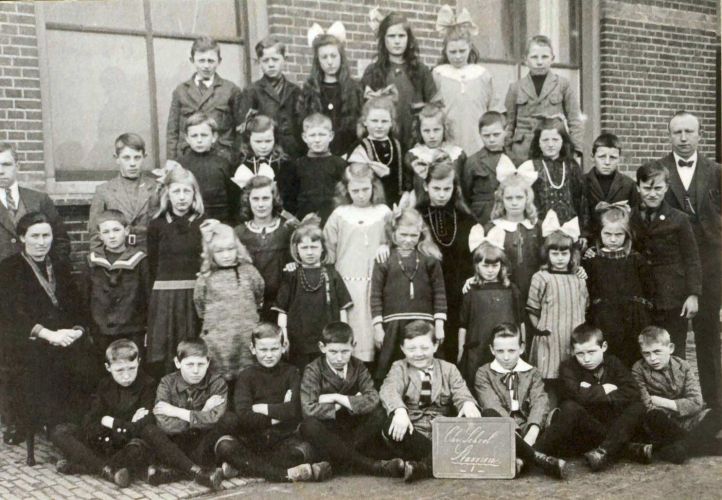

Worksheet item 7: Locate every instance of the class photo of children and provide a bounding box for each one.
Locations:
[0,1,719,499]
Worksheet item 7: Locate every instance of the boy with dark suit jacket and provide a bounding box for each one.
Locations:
[630,161,702,357]
[649,111,721,411]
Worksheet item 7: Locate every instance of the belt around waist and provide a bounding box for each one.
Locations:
[153,280,196,290]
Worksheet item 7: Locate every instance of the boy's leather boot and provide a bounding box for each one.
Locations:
[533,451,568,479]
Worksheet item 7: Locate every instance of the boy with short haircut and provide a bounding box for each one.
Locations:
[280,113,346,223]
[582,133,639,240]
[630,163,701,354]
[238,36,302,158]
[86,209,151,355]
[178,112,239,223]
[49,340,155,488]
[300,322,405,478]
[227,322,331,482]
[504,35,584,163]
[535,324,650,471]
[88,133,159,251]
[461,111,517,224]
[632,326,722,463]
[380,320,481,482]
[474,323,567,479]
[167,35,242,163]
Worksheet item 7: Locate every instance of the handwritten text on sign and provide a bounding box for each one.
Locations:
[432,417,516,479]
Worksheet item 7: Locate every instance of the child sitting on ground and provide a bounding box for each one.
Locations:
[632,326,722,463]
[379,319,481,482]
[474,323,567,479]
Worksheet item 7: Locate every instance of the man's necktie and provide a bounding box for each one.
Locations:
[5,188,16,212]
[419,369,432,407]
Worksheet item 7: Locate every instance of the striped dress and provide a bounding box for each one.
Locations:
[526,269,588,379]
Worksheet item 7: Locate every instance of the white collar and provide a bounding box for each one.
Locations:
[491,218,535,232]
[673,151,697,167]
[195,74,215,87]
[433,64,488,80]
[490,359,533,374]
[245,218,281,234]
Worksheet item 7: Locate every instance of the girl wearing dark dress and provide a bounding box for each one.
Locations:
[296,24,363,157]
[416,157,475,362]
[146,166,206,376]
[584,203,651,367]
[235,175,296,322]
[362,10,437,151]
[0,212,97,443]
[458,234,523,385]
[272,216,352,370]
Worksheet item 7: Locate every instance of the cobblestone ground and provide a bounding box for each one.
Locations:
[0,433,261,500]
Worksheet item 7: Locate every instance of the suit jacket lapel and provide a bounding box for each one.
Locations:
[0,202,15,235]
[185,78,204,108]
[587,172,604,202]
[519,75,536,100]
[693,155,711,213]
[197,76,224,109]
[537,73,558,102]
[664,154,687,208]
[430,359,443,403]
[258,77,281,105]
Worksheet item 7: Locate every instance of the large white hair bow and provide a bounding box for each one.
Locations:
[307,21,346,47]
[368,7,385,33]
[497,159,538,185]
[541,210,580,241]
[232,162,275,189]
[468,224,506,252]
[436,5,478,35]
[347,147,390,178]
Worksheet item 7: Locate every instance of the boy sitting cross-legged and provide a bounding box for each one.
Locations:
[223,322,332,482]
[534,324,650,471]
[379,319,481,482]
[474,323,567,479]
[50,339,155,488]
[632,326,722,463]
[299,322,406,478]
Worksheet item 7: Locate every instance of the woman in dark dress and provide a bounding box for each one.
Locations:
[416,155,475,362]
[0,212,97,443]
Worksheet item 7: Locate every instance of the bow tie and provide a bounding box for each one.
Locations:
[678,159,694,168]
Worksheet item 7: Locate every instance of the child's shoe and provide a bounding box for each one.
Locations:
[287,463,314,482]
[403,460,431,483]
[311,461,333,481]
[372,457,406,478]
[192,466,223,490]
[626,442,653,464]
[514,458,525,477]
[56,459,88,475]
[584,447,611,472]
[146,464,182,485]
[221,461,239,479]
[656,442,687,464]
[533,451,568,479]
[101,465,130,488]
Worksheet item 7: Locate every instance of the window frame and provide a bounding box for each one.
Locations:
[35,0,253,197]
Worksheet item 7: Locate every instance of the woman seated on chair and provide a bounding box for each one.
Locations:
[0,212,97,445]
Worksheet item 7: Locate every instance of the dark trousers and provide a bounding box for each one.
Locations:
[535,399,644,457]
[643,408,722,455]
[381,415,432,463]
[50,423,150,474]
[693,245,722,410]
[300,407,388,473]
[140,421,230,472]
[481,409,537,463]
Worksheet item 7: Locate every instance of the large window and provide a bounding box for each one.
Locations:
[459,0,582,110]
[37,0,247,193]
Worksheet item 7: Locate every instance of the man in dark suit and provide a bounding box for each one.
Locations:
[646,111,722,410]
[0,142,70,263]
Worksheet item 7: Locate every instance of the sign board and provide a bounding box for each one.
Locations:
[432,417,516,479]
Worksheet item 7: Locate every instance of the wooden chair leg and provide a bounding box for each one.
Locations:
[26,433,35,466]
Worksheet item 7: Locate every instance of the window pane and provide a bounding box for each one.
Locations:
[46,30,153,180]
[460,0,514,60]
[150,0,240,38]
[42,0,144,31]
[154,38,244,163]
[525,0,580,64]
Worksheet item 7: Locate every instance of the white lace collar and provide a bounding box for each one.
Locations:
[490,359,533,374]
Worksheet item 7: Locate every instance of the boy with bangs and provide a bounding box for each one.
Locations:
[632,326,722,463]
[50,339,156,488]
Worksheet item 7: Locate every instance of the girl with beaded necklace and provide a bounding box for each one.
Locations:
[415,156,476,363]
[272,214,352,370]
[370,207,446,384]
[520,117,588,243]
[324,163,390,365]
[349,95,407,206]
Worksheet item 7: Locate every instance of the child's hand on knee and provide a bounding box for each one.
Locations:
[458,401,480,418]
[389,408,413,441]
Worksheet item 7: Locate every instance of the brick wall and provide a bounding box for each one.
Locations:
[599,0,720,173]
[266,0,445,85]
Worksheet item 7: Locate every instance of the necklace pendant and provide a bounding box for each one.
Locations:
[409,282,414,300]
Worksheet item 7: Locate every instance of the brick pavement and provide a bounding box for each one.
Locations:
[0,431,261,500]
